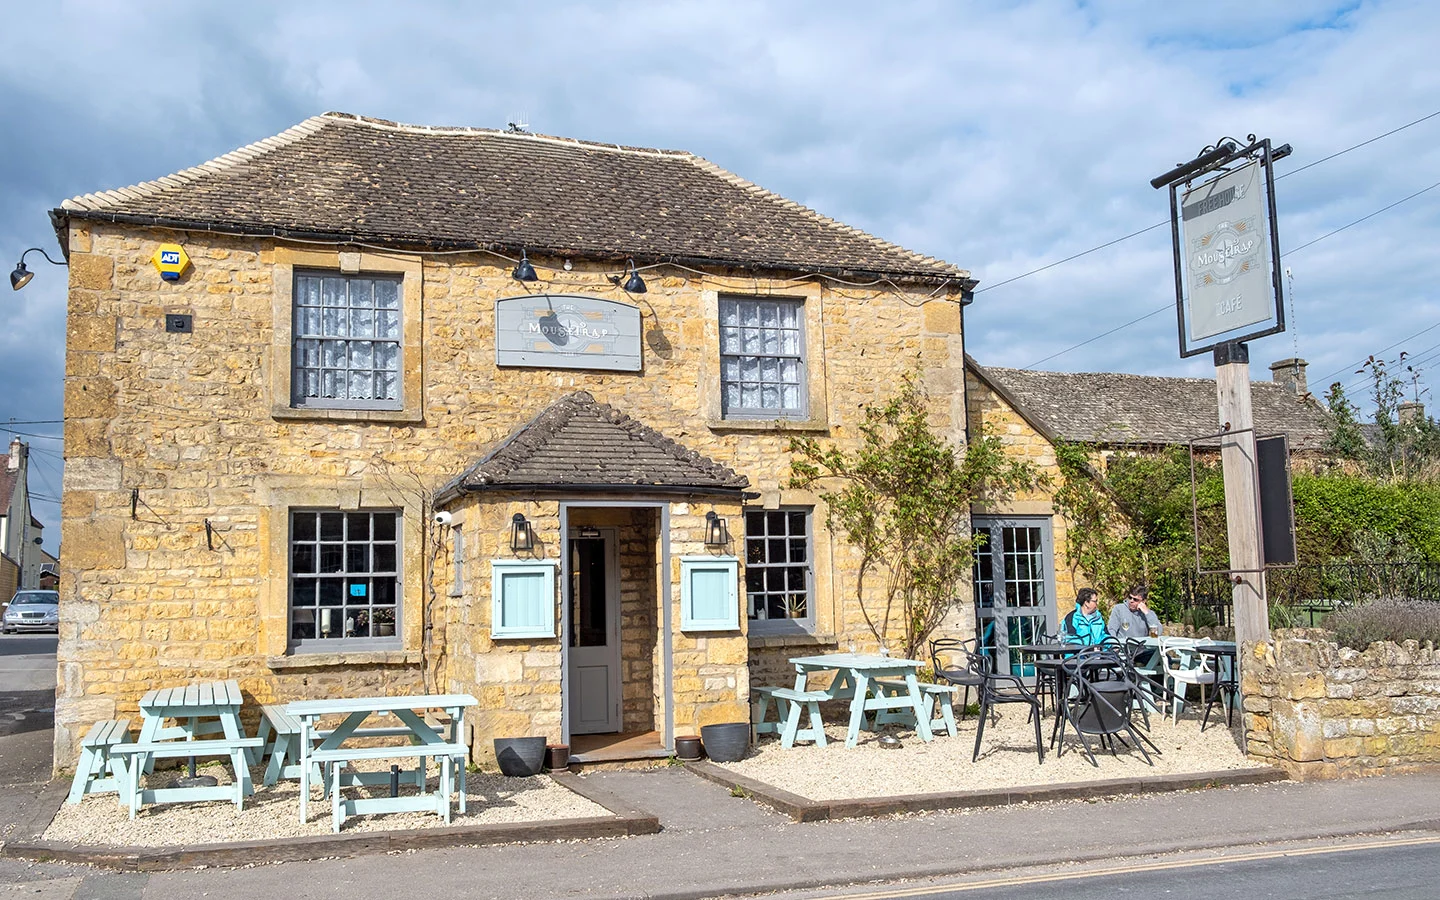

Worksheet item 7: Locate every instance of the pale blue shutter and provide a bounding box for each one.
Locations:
[490,560,557,638]
[680,556,740,631]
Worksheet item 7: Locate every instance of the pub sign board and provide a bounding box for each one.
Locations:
[495,294,643,371]
[1181,160,1274,342]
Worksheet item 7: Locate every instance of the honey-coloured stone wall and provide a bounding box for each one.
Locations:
[1243,630,1440,779]
[56,222,968,769]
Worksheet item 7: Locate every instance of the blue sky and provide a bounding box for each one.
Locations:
[2,0,1437,553]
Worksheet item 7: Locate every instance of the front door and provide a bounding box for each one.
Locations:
[567,528,622,734]
[972,517,1057,681]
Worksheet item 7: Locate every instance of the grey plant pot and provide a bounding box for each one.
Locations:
[494,736,547,777]
[700,723,750,763]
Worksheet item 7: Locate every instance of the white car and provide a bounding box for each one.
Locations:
[1,590,59,633]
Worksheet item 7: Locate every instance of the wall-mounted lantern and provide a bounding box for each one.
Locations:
[510,513,535,553]
[704,510,730,548]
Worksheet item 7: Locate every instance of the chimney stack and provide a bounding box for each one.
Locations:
[1269,358,1309,397]
[1399,401,1425,424]
[6,437,20,472]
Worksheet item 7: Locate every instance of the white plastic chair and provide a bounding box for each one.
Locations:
[1159,640,1216,722]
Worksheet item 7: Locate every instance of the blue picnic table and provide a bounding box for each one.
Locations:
[111,679,262,818]
[286,693,476,832]
[789,653,935,748]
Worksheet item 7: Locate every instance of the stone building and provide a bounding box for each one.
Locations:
[51,112,975,767]
[963,355,1333,671]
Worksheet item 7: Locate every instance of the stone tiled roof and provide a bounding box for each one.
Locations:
[57,112,963,281]
[437,391,750,502]
[971,361,1335,450]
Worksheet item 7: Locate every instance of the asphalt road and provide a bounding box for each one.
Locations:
[782,835,1440,900]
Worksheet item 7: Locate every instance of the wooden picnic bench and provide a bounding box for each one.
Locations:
[67,718,132,804]
[111,737,263,819]
[872,679,960,737]
[769,687,830,748]
[286,694,476,832]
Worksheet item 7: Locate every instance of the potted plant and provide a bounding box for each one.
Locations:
[374,607,396,637]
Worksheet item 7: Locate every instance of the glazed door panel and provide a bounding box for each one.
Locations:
[567,530,622,734]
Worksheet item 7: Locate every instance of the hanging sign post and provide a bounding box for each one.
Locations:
[1152,135,1292,652]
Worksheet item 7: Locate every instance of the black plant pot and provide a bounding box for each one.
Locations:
[700,723,750,763]
[494,736,547,776]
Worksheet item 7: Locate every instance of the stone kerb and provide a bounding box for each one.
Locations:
[1243,628,1440,779]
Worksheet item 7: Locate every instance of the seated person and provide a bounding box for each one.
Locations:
[1108,584,1162,641]
[1059,588,1107,645]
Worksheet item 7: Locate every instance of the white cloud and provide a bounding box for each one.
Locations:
[2,0,1437,551]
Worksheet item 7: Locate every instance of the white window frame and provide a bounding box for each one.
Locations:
[292,270,404,410]
[719,296,808,419]
[288,508,402,652]
[491,559,558,639]
[680,555,740,631]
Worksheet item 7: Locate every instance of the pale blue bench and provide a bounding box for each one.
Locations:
[770,687,830,749]
[872,679,960,737]
[310,742,468,832]
[111,736,263,819]
[67,718,131,804]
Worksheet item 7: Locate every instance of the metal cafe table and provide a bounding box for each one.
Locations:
[286,694,476,831]
[788,653,934,748]
[1194,642,1239,730]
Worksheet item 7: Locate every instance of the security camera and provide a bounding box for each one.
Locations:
[433,511,453,526]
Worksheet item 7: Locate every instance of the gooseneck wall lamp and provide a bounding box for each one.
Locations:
[512,250,538,283]
[10,247,66,291]
[608,258,647,294]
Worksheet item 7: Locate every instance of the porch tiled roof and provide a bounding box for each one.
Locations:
[58,112,963,281]
[438,391,750,500]
[971,361,1335,450]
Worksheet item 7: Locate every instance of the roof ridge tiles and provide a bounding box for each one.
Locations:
[318,111,696,159]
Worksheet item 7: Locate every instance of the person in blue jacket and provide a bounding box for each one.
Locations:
[1060,588,1108,645]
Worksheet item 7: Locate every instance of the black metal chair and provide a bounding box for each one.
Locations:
[929,638,985,722]
[1055,654,1161,766]
[972,654,1045,763]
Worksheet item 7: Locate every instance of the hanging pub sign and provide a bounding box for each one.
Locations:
[495,294,643,371]
[1151,137,1290,358]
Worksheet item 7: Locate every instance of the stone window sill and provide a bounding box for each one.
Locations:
[708,418,830,435]
[748,632,839,650]
[271,405,424,425]
[267,650,422,669]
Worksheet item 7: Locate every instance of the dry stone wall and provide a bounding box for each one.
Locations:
[1243,630,1440,778]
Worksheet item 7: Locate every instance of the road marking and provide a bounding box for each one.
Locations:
[807,833,1440,898]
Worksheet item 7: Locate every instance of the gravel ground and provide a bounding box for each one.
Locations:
[718,704,1254,801]
[44,758,608,847]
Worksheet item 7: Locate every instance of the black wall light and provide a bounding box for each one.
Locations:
[608,258,647,294]
[510,512,535,553]
[704,510,730,548]
[512,250,538,282]
[10,247,66,291]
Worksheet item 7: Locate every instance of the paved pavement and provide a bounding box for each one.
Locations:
[3,635,1440,899]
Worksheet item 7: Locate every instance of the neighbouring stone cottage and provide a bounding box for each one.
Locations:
[962,356,1334,673]
[52,112,976,768]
